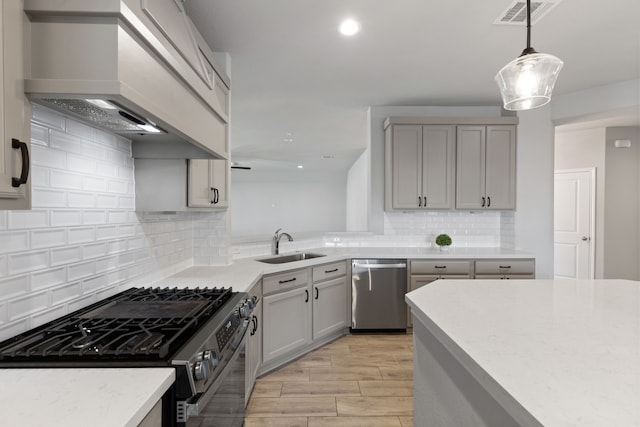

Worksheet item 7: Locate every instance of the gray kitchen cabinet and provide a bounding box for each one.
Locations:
[408,260,473,326]
[312,261,348,340]
[386,124,455,209]
[188,158,229,208]
[474,259,535,279]
[456,125,516,210]
[0,1,31,210]
[262,269,312,366]
[245,282,262,406]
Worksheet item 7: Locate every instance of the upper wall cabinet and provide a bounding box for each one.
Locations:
[456,125,516,210]
[188,158,229,209]
[0,1,31,210]
[385,124,455,210]
[384,117,518,212]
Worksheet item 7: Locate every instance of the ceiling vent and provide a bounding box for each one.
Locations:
[494,0,563,25]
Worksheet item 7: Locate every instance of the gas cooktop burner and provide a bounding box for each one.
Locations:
[0,287,235,362]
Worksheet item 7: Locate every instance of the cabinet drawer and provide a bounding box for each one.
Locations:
[474,260,535,275]
[263,268,309,295]
[410,260,471,275]
[312,261,347,282]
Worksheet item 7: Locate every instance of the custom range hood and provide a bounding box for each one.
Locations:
[23,0,230,160]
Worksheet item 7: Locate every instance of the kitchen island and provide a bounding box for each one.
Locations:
[405,279,640,427]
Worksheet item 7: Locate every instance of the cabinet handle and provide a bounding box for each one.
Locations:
[315,287,319,300]
[250,316,257,336]
[481,197,486,207]
[434,266,447,269]
[422,195,426,207]
[210,187,219,204]
[487,196,491,207]
[278,277,297,284]
[418,196,422,207]
[304,289,309,303]
[11,139,30,188]
[324,268,338,273]
[499,265,512,269]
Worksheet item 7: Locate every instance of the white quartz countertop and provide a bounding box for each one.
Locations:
[405,279,640,427]
[0,368,175,427]
[158,247,533,292]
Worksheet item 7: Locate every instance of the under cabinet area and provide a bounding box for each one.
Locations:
[0,1,31,210]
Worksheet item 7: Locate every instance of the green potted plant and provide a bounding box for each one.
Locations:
[435,233,452,251]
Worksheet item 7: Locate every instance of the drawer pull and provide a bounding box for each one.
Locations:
[434,266,447,269]
[279,277,297,284]
[499,265,512,269]
[324,268,339,273]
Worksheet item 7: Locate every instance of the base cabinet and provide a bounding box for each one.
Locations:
[474,260,535,279]
[245,283,262,406]
[312,262,348,341]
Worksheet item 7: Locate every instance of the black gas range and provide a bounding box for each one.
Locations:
[0,286,256,427]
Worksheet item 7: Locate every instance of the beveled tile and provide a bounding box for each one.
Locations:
[336,397,413,416]
[245,417,309,427]
[358,380,413,397]
[379,366,413,380]
[247,397,336,417]
[309,366,382,381]
[308,416,402,427]
[252,381,284,398]
[282,381,360,397]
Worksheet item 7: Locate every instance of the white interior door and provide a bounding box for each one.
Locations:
[554,169,595,279]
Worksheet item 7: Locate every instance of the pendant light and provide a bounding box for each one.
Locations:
[495,0,563,111]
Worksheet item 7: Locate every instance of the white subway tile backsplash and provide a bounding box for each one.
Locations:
[8,291,49,320]
[1,107,230,340]
[67,260,95,281]
[8,210,49,229]
[31,123,50,146]
[50,209,83,227]
[31,267,66,291]
[31,228,66,249]
[8,251,49,275]
[50,246,82,266]
[0,231,29,254]
[51,281,82,305]
[32,188,67,207]
[0,275,30,302]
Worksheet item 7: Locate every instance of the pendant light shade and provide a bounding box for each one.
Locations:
[495,0,563,111]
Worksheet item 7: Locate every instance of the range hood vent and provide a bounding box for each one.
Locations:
[24,0,229,160]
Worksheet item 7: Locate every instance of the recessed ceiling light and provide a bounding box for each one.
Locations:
[322,155,335,159]
[339,19,360,36]
[297,165,304,169]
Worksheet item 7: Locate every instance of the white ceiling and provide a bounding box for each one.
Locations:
[186,0,640,172]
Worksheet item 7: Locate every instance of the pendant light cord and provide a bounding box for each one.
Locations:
[521,0,537,56]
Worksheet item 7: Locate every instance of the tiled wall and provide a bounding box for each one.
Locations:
[0,105,229,342]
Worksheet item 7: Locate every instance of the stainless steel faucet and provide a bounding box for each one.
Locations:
[272,228,293,255]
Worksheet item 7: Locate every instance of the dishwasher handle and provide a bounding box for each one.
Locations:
[352,262,407,269]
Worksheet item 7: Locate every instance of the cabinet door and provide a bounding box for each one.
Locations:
[392,125,422,209]
[245,299,262,406]
[455,126,485,210]
[187,159,228,208]
[262,286,311,364]
[313,276,347,341]
[0,1,31,210]
[422,125,454,209]
[485,126,516,210]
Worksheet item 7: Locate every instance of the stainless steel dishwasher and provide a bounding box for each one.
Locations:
[351,259,407,332]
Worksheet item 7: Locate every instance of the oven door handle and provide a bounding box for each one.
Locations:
[178,325,249,423]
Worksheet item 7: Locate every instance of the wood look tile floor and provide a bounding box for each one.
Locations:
[245,334,414,427]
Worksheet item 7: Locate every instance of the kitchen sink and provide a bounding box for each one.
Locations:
[257,253,326,264]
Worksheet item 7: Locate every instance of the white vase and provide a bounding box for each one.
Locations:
[438,245,449,252]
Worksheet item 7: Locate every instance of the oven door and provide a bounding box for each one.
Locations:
[182,329,248,427]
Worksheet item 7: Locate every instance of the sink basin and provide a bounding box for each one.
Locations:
[257,253,326,264]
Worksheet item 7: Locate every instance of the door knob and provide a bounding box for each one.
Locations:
[581,236,590,241]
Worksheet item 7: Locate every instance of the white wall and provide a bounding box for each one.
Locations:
[346,150,368,231]
[555,127,607,278]
[230,169,347,237]
[0,106,229,342]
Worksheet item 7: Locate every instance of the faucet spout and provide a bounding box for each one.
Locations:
[272,229,294,255]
